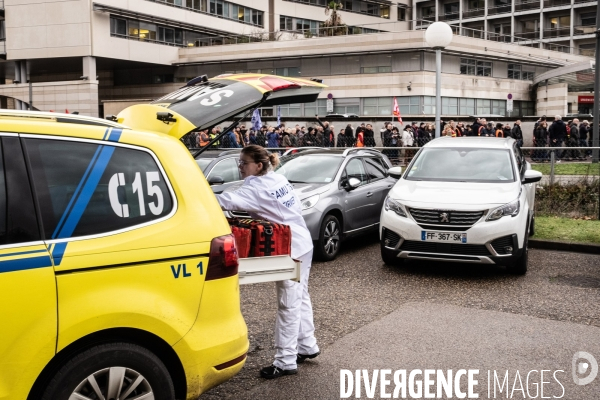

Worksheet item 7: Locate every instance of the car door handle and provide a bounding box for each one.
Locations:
[366,192,373,197]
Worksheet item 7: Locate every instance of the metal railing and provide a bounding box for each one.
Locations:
[543,0,572,6]
[462,8,486,18]
[515,0,541,11]
[574,25,597,35]
[487,4,512,15]
[543,27,572,38]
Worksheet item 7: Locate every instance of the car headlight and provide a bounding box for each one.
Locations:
[487,198,520,221]
[301,194,320,210]
[384,196,407,218]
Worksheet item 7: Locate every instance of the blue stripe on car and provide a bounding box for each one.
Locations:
[0,256,53,274]
[0,249,47,258]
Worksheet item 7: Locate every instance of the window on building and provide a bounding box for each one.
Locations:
[459,98,475,115]
[476,99,491,115]
[579,43,595,57]
[280,16,293,31]
[421,6,435,18]
[580,12,596,26]
[469,0,484,8]
[360,66,392,74]
[333,98,360,115]
[138,22,157,41]
[492,100,506,115]
[522,20,537,33]
[110,17,128,36]
[476,61,492,76]
[460,58,476,75]
[363,97,392,116]
[304,99,328,116]
[508,64,521,79]
[442,97,458,115]
[275,67,300,77]
[398,7,406,21]
[444,3,459,14]
[398,96,420,115]
[279,103,303,117]
[522,71,534,80]
[423,96,436,114]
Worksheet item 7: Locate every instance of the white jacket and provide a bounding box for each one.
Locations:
[401,130,414,147]
[217,171,313,258]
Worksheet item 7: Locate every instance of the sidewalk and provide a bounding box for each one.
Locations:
[530,238,600,254]
[238,303,600,400]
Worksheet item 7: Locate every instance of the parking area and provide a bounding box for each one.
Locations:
[202,235,600,399]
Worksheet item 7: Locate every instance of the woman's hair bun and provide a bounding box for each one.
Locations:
[269,153,280,169]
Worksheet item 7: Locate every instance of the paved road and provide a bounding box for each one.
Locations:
[201,235,600,399]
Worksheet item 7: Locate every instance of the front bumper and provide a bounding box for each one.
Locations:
[380,206,527,265]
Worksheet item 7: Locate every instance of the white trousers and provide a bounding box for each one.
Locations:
[273,250,319,370]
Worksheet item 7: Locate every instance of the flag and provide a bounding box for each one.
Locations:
[251,109,262,132]
[277,106,281,127]
[392,97,403,125]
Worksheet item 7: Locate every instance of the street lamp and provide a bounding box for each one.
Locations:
[425,22,454,138]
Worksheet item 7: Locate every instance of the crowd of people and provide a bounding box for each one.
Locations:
[185,115,596,163]
[531,115,595,162]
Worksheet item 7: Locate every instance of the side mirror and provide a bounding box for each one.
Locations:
[387,166,403,179]
[346,177,361,190]
[522,169,542,184]
[208,175,225,185]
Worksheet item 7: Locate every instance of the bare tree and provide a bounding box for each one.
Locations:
[321,1,347,36]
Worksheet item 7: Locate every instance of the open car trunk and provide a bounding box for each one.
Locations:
[116,74,327,140]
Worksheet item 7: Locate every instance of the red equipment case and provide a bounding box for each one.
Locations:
[228,218,292,258]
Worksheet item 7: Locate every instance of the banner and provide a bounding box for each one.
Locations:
[393,97,403,125]
[251,108,262,132]
[277,105,281,127]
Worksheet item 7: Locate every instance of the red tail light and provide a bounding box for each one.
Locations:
[259,76,301,92]
[206,234,239,281]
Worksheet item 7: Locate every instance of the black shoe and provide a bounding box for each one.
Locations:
[260,365,297,379]
[297,351,321,364]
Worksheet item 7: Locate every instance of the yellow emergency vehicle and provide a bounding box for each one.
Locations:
[0,74,325,400]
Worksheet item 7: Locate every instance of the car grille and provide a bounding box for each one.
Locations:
[491,235,515,255]
[399,240,491,256]
[407,208,486,228]
[382,228,401,248]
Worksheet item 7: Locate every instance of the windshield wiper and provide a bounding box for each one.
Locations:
[288,180,306,184]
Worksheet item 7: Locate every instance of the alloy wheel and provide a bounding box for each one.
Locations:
[323,220,340,256]
[69,366,154,400]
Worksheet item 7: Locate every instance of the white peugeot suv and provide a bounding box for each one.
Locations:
[380,137,543,274]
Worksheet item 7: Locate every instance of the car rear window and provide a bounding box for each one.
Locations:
[275,155,343,184]
[25,138,174,240]
[405,148,515,183]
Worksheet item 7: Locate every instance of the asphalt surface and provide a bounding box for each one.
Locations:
[201,233,600,399]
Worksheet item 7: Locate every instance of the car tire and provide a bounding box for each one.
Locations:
[315,214,341,262]
[507,223,529,275]
[41,342,175,400]
[380,239,404,266]
[529,214,535,237]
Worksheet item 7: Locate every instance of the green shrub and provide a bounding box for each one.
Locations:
[535,179,599,219]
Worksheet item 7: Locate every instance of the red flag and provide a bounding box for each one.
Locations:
[393,97,403,125]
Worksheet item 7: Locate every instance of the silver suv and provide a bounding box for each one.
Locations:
[274,148,400,261]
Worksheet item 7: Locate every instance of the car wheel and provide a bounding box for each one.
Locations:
[380,238,404,266]
[315,215,341,261]
[507,224,529,275]
[41,342,175,400]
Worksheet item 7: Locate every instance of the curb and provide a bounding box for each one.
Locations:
[529,239,600,254]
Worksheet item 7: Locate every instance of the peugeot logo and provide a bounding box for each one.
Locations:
[439,212,450,223]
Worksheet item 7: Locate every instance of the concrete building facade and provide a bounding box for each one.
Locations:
[0,0,595,120]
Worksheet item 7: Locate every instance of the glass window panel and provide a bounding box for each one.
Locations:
[477,99,491,114]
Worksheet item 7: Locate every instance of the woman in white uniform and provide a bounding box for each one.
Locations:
[217,145,320,379]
